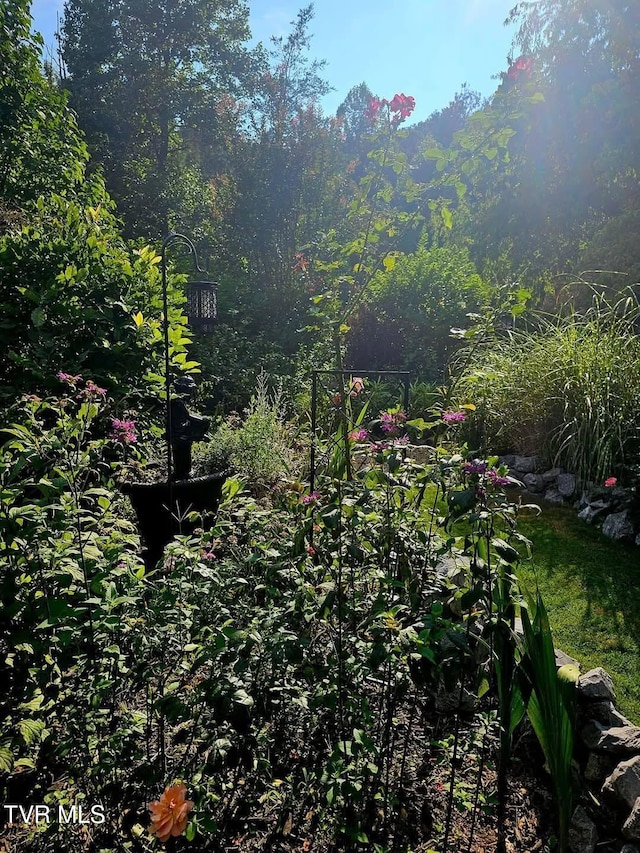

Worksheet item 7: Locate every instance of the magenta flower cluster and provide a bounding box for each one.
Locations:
[380,410,407,435]
[56,372,106,398]
[110,418,137,444]
[349,428,369,442]
[301,491,319,505]
[442,411,466,424]
[463,458,510,487]
[57,372,82,385]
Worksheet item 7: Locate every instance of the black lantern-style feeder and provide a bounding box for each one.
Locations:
[120,232,226,570]
[160,232,217,483]
[186,280,218,329]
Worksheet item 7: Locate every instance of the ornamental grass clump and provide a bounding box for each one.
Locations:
[457,286,640,486]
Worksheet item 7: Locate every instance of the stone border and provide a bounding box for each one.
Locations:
[498,455,640,545]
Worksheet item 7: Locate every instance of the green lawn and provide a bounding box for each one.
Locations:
[517,502,640,723]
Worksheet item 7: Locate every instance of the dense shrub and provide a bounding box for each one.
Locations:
[346,244,492,380]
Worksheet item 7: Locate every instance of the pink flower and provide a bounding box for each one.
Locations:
[380,410,407,435]
[349,428,369,442]
[80,380,107,399]
[349,377,365,397]
[111,418,137,444]
[365,96,386,123]
[57,372,82,384]
[604,477,617,488]
[442,411,466,424]
[301,492,319,505]
[506,56,533,81]
[388,93,415,122]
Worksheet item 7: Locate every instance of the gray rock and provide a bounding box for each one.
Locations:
[635,533,640,547]
[582,721,640,754]
[568,805,598,853]
[558,472,577,497]
[578,500,611,524]
[514,455,541,474]
[621,845,640,853]
[602,510,635,541]
[543,467,563,483]
[623,800,640,841]
[406,444,435,465]
[585,751,619,784]
[544,487,566,505]
[578,668,616,702]
[584,700,632,728]
[524,472,545,493]
[556,648,580,669]
[499,455,516,468]
[603,756,640,809]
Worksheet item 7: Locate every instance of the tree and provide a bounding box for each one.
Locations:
[61,0,256,238]
[0,0,88,213]
[0,0,191,404]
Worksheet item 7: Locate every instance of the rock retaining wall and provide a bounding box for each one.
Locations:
[561,661,640,853]
[499,455,640,545]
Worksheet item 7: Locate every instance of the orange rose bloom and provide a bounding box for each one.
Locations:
[149,783,194,842]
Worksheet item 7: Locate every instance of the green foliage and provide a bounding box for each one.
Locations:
[520,591,577,853]
[347,243,492,380]
[0,198,191,405]
[61,0,256,238]
[2,372,564,851]
[457,287,640,484]
[0,0,88,210]
[194,371,303,489]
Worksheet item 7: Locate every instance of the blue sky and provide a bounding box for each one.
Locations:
[31,0,519,123]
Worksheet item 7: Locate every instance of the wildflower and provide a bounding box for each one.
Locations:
[364,96,386,123]
[380,409,407,435]
[349,377,365,396]
[80,380,107,398]
[331,393,342,406]
[604,477,617,488]
[388,92,416,122]
[442,411,466,424]
[56,372,82,384]
[487,469,511,487]
[462,460,488,475]
[506,55,533,81]
[394,434,410,446]
[301,492,319,505]
[349,428,369,442]
[22,394,42,403]
[148,783,194,842]
[293,252,309,272]
[110,418,137,444]
[370,440,391,453]
[307,545,316,556]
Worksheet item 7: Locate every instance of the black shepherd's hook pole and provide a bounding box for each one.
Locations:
[160,232,206,483]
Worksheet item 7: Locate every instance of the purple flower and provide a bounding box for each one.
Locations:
[301,491,319,505]
[442,411,466,424]
[370,440,391,453]
[380,409,407,435]
[462,460,488,475]
[110,418,137,444]
[349,428,369,442]
[487,469,510,486]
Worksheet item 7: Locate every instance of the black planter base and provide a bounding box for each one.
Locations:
[121,472,229,569]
